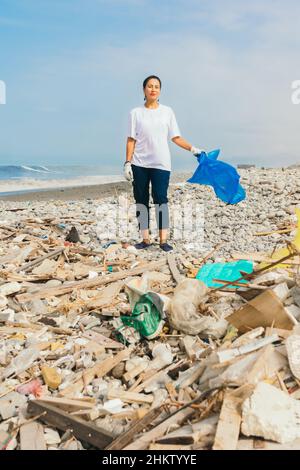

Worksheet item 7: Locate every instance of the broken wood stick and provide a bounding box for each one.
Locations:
[107,389,153,404]
[59,348,131,397]
[213,393,241,450]
[123,388,219,450]
[16,247,65,273]
[34,397,96,412]
[167,252,183,284]
[123,362,149,382]
[27,400,114,449]
[16,258,166,303]
[215,334,279,363]
[105,407,162,450]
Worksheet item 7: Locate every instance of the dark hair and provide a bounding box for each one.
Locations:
[143,75,162,90]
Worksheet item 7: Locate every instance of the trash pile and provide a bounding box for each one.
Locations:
[0,196,300,450]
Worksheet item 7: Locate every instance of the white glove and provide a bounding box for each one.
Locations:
[190,146,205,156]
[124,161,133,182]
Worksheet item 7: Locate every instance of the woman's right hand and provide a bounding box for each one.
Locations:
[124,161,133,182]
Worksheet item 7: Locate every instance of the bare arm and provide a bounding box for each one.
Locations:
[126,137,136,162]
[171,136,193,151]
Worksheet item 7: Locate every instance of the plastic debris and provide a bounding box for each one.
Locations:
[187,149,246,204]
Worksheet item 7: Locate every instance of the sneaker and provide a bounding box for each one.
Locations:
[159,242,173,252]
[134,240,152,250]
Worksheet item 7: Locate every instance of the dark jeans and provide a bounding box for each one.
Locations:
[131,164,170,231]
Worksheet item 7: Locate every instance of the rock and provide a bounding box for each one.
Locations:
[272,282,290,302]
[111,362,125,379]
[0,403,16,420]
[65,226,80,243]
[290,287,300,308]
[0,391,27,407]
[32,259,58,276]
[151,343,173,369]
[45,279,62,288]
[1,348,40,379]
[41,366,62,389]
[0,295,8,309]
[44,428,61,445]
[0,282,21,296]
[0,310,14,322]
[241,382,300,443]
[102,399,124,414]
[286,333,300,379]
[286,305,300,320]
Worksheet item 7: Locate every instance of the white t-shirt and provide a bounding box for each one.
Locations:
[127,103,181,171]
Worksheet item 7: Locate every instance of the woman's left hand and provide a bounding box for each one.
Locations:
[191,146,205,156]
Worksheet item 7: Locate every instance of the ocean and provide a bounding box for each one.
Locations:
[0,165,123,195]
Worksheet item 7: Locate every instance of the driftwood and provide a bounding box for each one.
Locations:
[16,258,166,303]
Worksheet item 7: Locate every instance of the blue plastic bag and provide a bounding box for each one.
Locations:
[187,149,246,204]
[196,260,254,288]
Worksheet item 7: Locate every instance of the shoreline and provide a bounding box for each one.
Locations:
[0,180,132,202]
[0,172,193,202]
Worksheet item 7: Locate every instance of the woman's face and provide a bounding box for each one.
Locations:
[144,78,161,101]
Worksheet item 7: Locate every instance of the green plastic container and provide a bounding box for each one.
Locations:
[121,293,164,340]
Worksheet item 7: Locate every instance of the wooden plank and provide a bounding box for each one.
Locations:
[82,330,124,349]
[59,348,130,397]
[177,364,206,389]
[18,247,65,273]
[84,340,105,359]
[35,397,95,412]
[227,289,297,333]
[124,407,195,450]
[111,409,149,420]
[167,252,183,284]
[70,409,99,421]
[157,414,219,446]
[123,362,148,382]
[105,407,162,450]
[27,400,113,449]
[216,334,279,363]
[213,393,241,450]
[149,443,192,450]
[265,327,292,339]
[87,281,123,309]
[20,422,46,450]
[16,259,166,303]
[132,360,185,393]
[107,389,153,404]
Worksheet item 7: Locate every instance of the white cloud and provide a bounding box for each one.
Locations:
[2,0,300,167]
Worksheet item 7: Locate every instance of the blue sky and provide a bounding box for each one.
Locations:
[0,0,300,170]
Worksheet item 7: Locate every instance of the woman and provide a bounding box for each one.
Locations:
[124,75,204,252]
